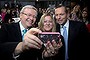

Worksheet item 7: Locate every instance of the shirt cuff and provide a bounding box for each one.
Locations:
[13,52,20,60]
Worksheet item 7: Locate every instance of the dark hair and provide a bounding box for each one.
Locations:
[55,4,68,13]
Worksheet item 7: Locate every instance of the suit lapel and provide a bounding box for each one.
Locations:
[56,23,60,33]
[68,20,77,52]
[14,22,22,41]
[68,21,76,42]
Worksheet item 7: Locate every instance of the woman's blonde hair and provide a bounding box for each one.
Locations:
[38,13,56,32]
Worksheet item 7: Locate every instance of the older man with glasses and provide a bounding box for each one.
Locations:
[0,4,63,60]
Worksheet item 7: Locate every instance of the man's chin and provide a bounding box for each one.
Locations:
[27,24,32,27]
[58,23,62,25]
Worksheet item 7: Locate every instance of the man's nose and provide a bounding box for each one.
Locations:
[57,15,61,19]
[29,16,34,20]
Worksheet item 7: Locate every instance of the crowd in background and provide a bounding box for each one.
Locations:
[0,1,90,60]
[0,0,90,32]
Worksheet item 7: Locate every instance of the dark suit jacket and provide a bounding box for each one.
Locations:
[0,22,42,60]
[56,20,90,60]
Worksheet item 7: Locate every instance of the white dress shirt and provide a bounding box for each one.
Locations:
[60,20,69,60]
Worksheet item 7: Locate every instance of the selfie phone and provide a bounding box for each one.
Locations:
[38,32,60,43]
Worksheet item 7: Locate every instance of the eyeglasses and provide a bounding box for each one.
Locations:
[22,12,37,18]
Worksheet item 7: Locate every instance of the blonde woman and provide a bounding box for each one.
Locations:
[38,13,56,32]
[38,13,62,60]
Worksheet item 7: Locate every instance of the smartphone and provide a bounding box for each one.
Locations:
[38,32,60,43]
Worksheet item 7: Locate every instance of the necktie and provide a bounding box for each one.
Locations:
[63,26,68,60]
[22,29,27,40]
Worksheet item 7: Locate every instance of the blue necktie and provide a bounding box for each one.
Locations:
[22,29,27,40]
[63,26,68,60]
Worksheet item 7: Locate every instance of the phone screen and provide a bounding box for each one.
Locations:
[38,32,60,43]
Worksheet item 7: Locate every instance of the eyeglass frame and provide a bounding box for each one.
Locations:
[21,12,37,18]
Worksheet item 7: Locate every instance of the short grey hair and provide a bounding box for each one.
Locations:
[20,5,38,15]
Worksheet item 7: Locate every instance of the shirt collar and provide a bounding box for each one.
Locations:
[60,20,69,28]
[64,20,69,28]
[19,21,26,32]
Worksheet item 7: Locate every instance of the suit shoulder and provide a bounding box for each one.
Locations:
[1,22,19,30]
[2,22,19,26]
[69,20,85,26]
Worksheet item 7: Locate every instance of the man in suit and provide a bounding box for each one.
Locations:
[0,5,44,60]
[55,4,89,60]
[0,5,62,60]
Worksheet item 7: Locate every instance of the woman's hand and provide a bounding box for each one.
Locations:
[42,39,62,57]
